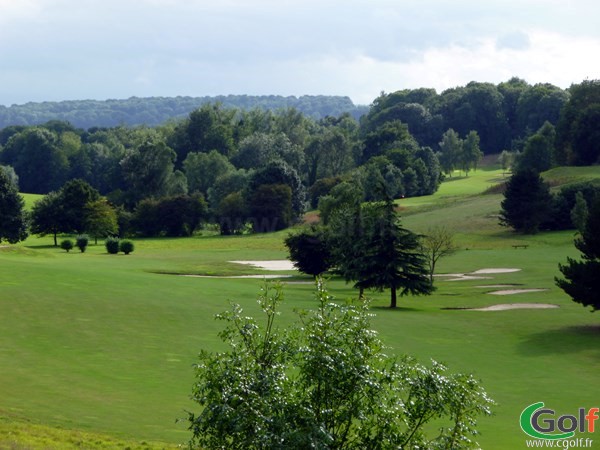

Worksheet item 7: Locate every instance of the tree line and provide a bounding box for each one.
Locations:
[0,78,598,243]
[0,95,367,129]
[0,100,446,239]
[497,80,600,235]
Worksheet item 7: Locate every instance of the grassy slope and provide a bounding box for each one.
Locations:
[1,166,599,449]
[20,193,43,211]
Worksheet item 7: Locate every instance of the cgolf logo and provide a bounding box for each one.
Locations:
[520,402,599,440]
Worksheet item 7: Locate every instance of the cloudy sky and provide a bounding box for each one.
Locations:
[1,0,599,106]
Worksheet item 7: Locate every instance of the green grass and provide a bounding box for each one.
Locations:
[1,166,599,449]
[542,165,600,187]
[0,414,179,450]
[397,166,507,212]
[20,193,43,211]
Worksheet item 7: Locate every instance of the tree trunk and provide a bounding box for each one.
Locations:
[390,286,397,308]
[359,286,364,300]
[53,232,58,247]
[429,260,436,287]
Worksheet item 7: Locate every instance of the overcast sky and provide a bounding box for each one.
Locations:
[1,0,599,106]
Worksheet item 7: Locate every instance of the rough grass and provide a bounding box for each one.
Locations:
[1,165,598,449]
[0,414,178,450]
[542,165,600,187]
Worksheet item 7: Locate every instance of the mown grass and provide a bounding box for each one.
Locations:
[1,165,598,449]
[19,193,43,211]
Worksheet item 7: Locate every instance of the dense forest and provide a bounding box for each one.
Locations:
[0,95,368,129]
[0,78,598,240]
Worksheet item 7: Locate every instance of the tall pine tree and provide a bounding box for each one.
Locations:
[355,196,433,307]
[499,169,553,234]
[556,197,600,311]
[0,170,28,244]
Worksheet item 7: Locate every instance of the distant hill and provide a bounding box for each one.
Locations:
[0,95,369,129]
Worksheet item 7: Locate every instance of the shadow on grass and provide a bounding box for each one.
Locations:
[371,305,421,312]
[518,325,600,357]
[24,244,58,250]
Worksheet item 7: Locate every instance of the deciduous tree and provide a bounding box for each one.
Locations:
[421,225,458,286]
[187,281,493,449]
[60,179,101,234]
[184,150,235,195]
[120,136,177,205]
[30,191,64,246]
[556,80,600,165]
[284,226,332,277]
[248,184,293,232]
[460,130,483,176]
[84,199,118,244]
[247,160,305,221]
[438,129,462,176]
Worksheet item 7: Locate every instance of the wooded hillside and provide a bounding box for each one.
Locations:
[0,95,368,129]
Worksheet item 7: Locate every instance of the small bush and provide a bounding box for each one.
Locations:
[76,234,89,253]
[60,239,74,252]
[105,237,120,254]
[119,240,134,255]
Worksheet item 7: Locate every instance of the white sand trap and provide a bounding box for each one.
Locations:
[467,303,559,311]
[436,268,521,281]
[230,260,296,271]
[488,289,548,295]
[475,285,519,288]
[470,268,521,274]
[446,275,493,281]
[182,274,293,279]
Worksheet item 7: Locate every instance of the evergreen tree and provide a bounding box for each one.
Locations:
[556,197,600,311]
[326,203,369,298]
[354,196,434,307]
[570,191,589,234]
[499,169,553,234]
[0,170,28,244]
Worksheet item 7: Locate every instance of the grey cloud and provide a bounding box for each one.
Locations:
[1,0,600,105]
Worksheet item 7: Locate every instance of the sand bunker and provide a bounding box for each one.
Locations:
[182,274,293,279]
[475,284,520,288]
[470,268,521,274]
[488,288,548,295]
[435,268,522,281]
[447,276,493,281]
[230,260,296,271]
[176,260,296,279]
[467,303,559,311]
